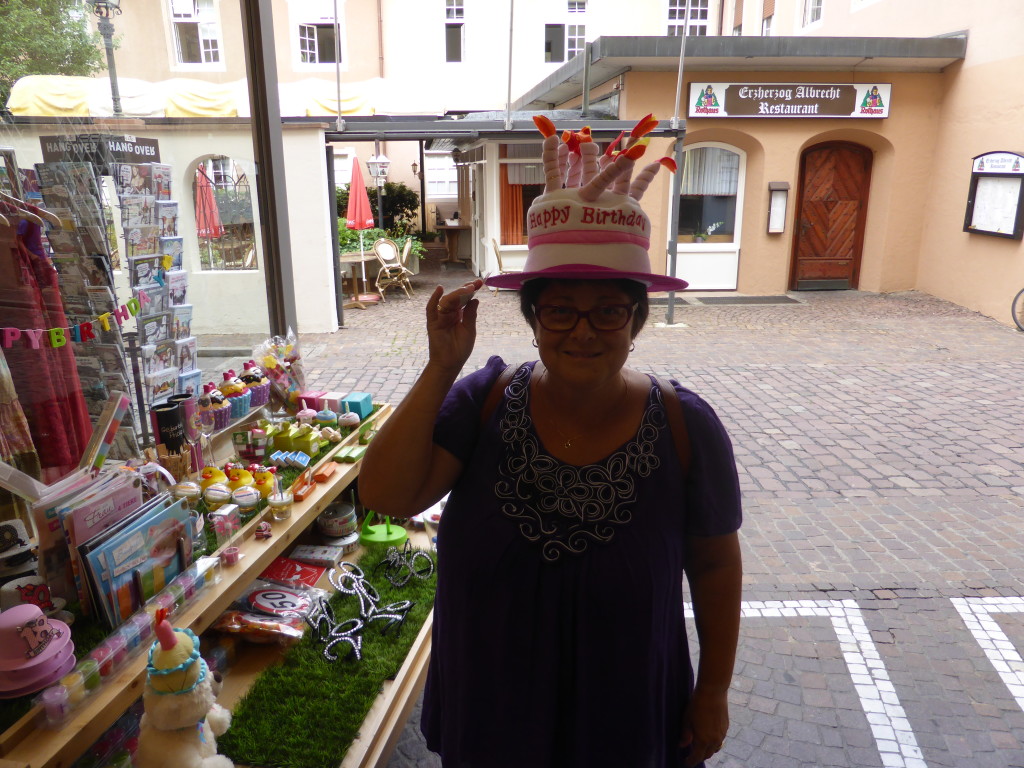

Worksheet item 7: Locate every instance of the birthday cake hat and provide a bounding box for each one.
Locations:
[145,609,204,694]
[485,114,689,292]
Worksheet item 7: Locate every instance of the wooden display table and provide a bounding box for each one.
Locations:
[0,405,430,768]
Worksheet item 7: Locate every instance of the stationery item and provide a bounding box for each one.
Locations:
[152,401,186,452]
[258,556,326,589]
[289,544,346,568]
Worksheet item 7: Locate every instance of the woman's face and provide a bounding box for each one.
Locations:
[532,280,634,391]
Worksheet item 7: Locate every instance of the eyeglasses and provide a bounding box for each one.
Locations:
[532,303,638,332]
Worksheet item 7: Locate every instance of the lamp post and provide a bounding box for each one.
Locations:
[90,0,123,117]
[367,143,390,227]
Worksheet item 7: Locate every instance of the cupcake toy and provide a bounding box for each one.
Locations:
[204,383,232,430]
[338,411,361,428]
[220,371,252,419]
[296,400,317,425]
[315,407,337,429]
[241,360,271,407]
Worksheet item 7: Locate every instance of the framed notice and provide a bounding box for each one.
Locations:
[963,152,1024,240]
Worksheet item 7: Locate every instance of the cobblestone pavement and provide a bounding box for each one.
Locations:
[297,261,1024,768]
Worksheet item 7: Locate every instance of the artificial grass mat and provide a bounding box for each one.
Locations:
[216,544,436,768]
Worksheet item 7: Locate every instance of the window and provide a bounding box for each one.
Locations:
[445,23,464,62]
[499,144,545,245]
[425,152,458,199]
[733,25,742,35]
[544,24,565,62]
[170,0,221,65]
[567,25,585,59]
[568,0,586,11]
[298,23,338,63]
[762,14,773,35]
[446,0,464,19]
[195,157,257,271]
[678,147,740,243]
[803,0,822,25]
[667,0,709,36]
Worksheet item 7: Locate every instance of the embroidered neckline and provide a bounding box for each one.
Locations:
[494,364,665,561]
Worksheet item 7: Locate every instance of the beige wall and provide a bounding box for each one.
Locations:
[617,69,948,295]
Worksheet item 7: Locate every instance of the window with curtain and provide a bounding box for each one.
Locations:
[678,147,740,242]
[499,144,544,245]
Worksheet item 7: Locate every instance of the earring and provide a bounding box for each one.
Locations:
[629,342,636,352]
[531,339,538,348]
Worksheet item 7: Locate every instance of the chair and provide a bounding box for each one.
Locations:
[490,238,517,293]
[400,237,413,269]
[372,237,414,301]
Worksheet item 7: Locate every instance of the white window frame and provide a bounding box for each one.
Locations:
[761,14,773,36]
[169,0,223,68]
[568,0,586,12]
[567,24,585,59]
[667,0,709,36]
[425,152,458,200]
[446,0,464,19]
[802,0,823,27]
[297,22,340,64]
[332,150,354,188]
[289,0,345,70]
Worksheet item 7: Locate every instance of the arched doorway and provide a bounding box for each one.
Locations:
[790,142,873,290]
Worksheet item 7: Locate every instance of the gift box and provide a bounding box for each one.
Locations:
[208,504,241,549]
[299,391,325,410]
[318,391,346,411]
[232,428,268,461]
[290,425,320,457]
[272,423,297,451]
[340,392,373,420]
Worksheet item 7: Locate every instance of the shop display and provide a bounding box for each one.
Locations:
[0,604,75,700]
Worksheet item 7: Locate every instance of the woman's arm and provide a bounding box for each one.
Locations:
[679,531,742,767]
[358,280,483,518]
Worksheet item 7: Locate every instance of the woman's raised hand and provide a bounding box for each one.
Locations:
[426,279,483,374]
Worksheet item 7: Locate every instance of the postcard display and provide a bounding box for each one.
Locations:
[30,158,141,462]
[113,162,199,407]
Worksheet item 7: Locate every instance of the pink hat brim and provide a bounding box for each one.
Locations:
[0,651,76,698]
[485,264,689,293]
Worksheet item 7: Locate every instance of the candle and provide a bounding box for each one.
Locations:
[90,643,114,677]
[107,633,128,667]
[221,546,240,566]
[76,659,102,692]
[60,672,86,706]
[41,685,70,725]
[131,611,153,643]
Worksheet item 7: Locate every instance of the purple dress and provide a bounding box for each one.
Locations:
[423,357,742,768]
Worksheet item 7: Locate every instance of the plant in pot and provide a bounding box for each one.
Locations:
[694,220,724,243]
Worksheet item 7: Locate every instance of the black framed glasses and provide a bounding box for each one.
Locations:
[532,303,638,332]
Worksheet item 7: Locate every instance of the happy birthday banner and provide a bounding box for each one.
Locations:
[1,289,153,349]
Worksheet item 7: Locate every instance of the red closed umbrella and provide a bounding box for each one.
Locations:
[195,166,223,239]
[346,159,376,295]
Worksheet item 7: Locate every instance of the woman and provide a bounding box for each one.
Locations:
[360,118,742,768]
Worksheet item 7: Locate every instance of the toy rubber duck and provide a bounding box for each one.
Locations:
[199,466,229,491]
[225,463,255,492]
[252,466,277,499]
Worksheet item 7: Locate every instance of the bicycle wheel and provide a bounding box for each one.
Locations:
[1013,288,1024,331]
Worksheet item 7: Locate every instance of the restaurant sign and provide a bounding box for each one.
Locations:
[688,83,891,119]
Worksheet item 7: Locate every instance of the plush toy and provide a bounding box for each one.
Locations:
[136,611,233,768]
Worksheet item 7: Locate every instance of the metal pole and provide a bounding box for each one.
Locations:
[326,145,344,328]
[97,17,123,116]
[417,140,427,234]
[374,138,384,227]
[333,0,343,132]
[505,0,514,131]
[666,138,686,325]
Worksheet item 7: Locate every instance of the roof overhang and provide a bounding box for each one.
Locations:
[325,113,686,148]
[515,33,968,110]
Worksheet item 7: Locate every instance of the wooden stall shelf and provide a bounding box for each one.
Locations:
[1,405,431,768]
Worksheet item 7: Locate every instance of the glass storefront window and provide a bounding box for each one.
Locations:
[499,143,544,245]
[678,146,740,243]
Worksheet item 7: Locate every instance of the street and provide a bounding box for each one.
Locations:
[298,261,1024,768]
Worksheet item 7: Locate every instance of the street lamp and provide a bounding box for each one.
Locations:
[90,0,123,117]
[367,144,390,226]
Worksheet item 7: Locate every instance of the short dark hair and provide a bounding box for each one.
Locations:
[519,278,650,338]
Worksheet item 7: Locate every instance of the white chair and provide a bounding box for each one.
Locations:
[373,238,414,301]
[490,238,516,293]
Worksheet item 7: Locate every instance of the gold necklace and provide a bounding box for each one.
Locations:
[538,370,629,450]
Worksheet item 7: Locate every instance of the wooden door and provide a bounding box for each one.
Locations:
[790,142,872,290]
